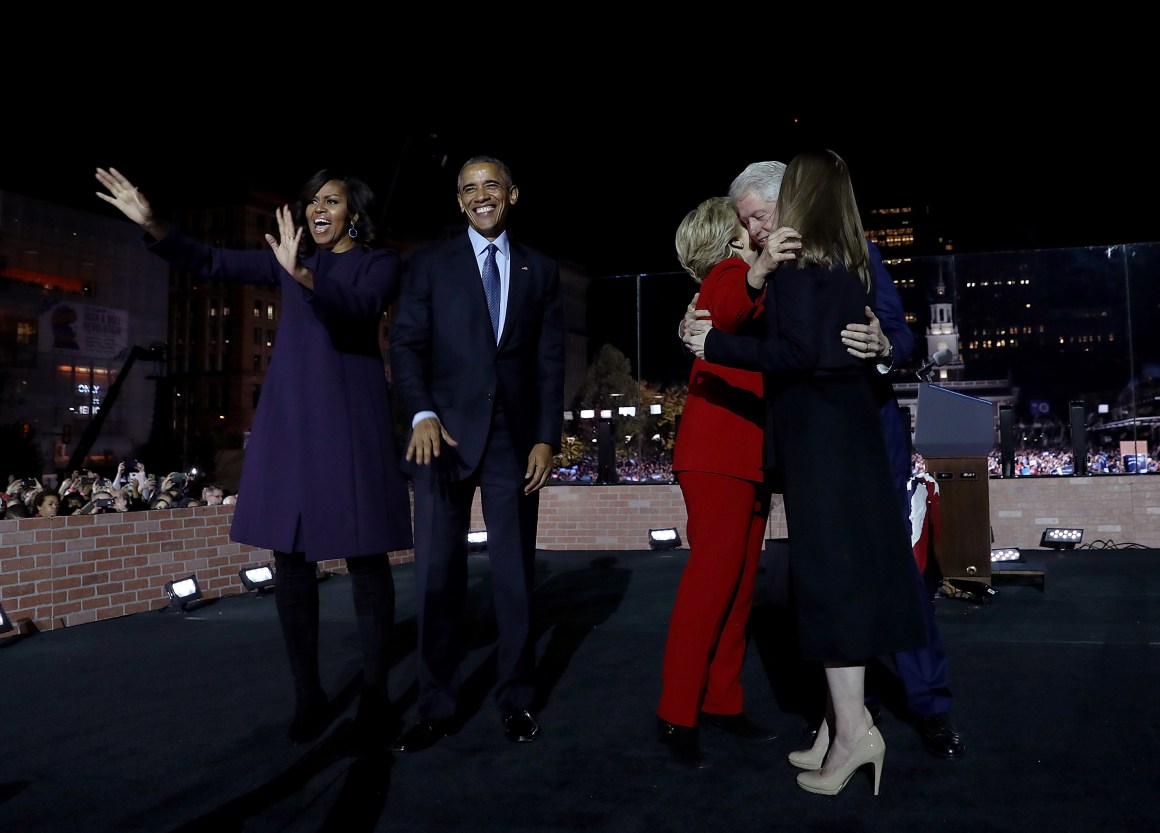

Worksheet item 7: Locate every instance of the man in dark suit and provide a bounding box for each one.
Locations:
[389,155,565,751]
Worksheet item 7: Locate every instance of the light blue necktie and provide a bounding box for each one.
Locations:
[482,243,500,338]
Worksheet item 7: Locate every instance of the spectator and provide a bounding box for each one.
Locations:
[34,491,61,518]
[4,499,32,520]
[59,493,87,516]
[149,495,174,511]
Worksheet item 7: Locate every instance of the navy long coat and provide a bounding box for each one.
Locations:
[148,232,414,561]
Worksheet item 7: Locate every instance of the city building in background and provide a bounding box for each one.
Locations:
[0,191,168,482]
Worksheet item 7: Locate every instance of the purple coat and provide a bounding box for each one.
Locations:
[148,232,413,561]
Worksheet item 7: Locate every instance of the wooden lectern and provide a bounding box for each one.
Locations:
[913,384,996,584]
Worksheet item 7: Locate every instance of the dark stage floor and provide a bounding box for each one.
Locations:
[2,547,1158,833]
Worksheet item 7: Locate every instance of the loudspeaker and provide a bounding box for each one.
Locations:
[999,406,1015,478]
[1070,401,1087,476]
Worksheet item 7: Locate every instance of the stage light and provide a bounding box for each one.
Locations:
[467,530,488,553]
[0,599,36,644]
[164,574,205,611]
[647,527,682,551]
[1041,527,1083,550]
[990,547,1023,563]
[239,563,275,593]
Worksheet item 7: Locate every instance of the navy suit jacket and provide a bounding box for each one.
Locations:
[868,242,918,507]
[390,231,565,481]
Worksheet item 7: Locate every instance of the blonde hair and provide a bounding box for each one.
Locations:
[675,196,743,284]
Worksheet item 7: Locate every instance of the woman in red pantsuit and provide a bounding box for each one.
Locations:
[657,195,787,767]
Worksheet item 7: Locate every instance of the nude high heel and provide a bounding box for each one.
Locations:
[787,706,874,771]
[796,726,885,796]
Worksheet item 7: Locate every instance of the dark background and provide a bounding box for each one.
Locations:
[5,96,1158,278]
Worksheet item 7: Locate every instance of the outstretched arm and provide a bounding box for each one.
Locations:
[95,167,170,240]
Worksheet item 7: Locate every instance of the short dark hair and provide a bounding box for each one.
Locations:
[457,155,514,191]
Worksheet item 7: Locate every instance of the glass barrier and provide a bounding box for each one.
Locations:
[559,243,1160,482]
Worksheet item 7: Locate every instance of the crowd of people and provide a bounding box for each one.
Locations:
[8,439,1155,523]
[2,465,230,520]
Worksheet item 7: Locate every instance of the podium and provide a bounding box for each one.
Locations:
[914,384,995,584]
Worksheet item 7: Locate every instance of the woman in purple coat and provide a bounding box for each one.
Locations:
[96,166,414,748]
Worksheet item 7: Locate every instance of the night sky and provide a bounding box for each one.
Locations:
[6,95,1158,279]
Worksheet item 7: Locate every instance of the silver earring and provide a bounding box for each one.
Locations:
[348,225,358,239]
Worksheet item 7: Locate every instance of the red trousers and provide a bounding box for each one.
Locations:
[657,471,770,726]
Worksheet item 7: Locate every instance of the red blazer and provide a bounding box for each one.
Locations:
[672,258,765,482]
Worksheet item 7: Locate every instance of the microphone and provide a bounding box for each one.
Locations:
[917,348,953,376]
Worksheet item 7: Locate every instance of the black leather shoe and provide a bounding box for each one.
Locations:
[700,711,778,741]
[657,718,711,769]
[503,709,540,743]
[919,713,965,759]
[391,719,455,753]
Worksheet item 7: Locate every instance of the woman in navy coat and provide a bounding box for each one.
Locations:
[96,166,413,748]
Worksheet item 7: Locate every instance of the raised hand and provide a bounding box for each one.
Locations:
[95,168,157,229]
[763,225,801,266]
[264,204,303,278]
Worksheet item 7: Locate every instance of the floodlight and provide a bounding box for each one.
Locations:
[647,527,682,551]
[990,547,1023,563]
[164,574,205,611]
[239,563,275,593]
[1041,528,1083,550]
[0,599,36,644]
[467,530,488,553]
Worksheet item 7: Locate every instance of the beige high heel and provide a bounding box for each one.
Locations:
[796,726,885,796]
[787,706,874,771]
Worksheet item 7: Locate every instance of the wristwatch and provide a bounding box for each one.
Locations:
[875,339,893,375]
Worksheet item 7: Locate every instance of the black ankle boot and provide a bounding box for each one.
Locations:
[288,685,330,746]
[657,718,710,769]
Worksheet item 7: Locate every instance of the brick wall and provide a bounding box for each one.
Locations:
[2,477,1156,634]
